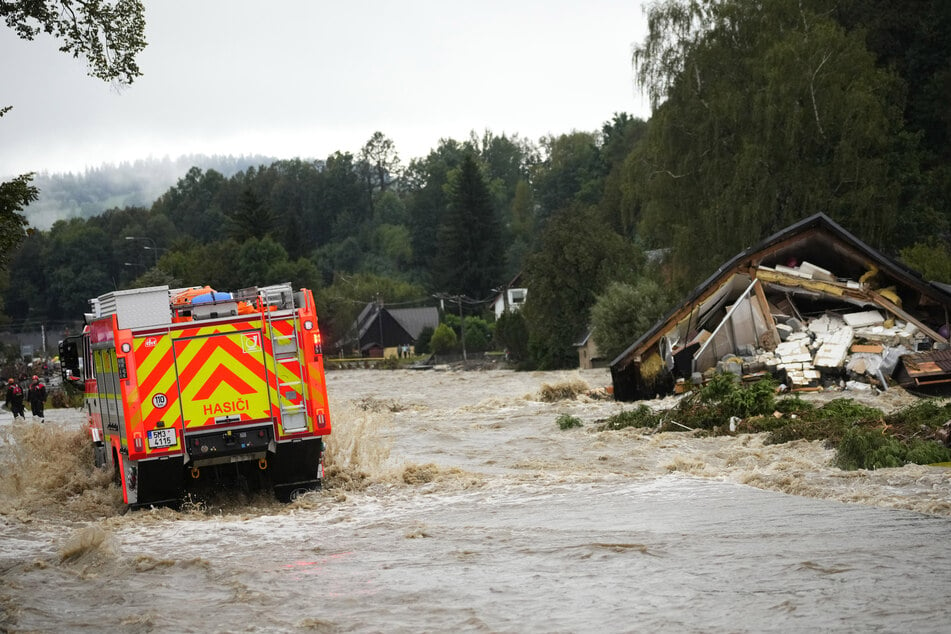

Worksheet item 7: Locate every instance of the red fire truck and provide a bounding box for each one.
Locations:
[59,283,331,508]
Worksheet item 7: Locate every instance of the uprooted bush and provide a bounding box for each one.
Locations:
[597,373,951,470]
[599,405,660,431]
[556,414,583,430]
[836,428,951,470]
[597,374,778,432]
[759,398,884,445]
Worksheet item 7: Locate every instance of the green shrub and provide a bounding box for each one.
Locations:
[809,398,883,424]
[884,399,951,432]
[430,323,458,354]
[837,428,906,470]
[737,414,788,434]
[463,327,490,353]
[599,405,659,431]
[764,398,883,446]
[463,316,492,353]
[774,395,815,415]
[495,309,529,362]
[835,426,951,470]
[698,372,739,404]
[720,376,776,418]
[590,375,951,471]
[415,326,434,355]
[556,414,583,430]
[903,438,951,465]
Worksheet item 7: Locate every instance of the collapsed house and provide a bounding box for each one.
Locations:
[611,213,951,401]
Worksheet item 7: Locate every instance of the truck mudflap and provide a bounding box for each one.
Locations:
[268,437,324,502]
[131,456,187,509]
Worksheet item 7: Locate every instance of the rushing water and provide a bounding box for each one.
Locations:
[1,368,950,632]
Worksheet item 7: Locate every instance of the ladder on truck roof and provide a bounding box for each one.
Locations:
[262,284,309,432]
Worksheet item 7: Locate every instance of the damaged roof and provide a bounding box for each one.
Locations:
[610,213,951,401]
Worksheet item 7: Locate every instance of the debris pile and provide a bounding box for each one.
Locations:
[713,308,919,391]
[694,259,946,393]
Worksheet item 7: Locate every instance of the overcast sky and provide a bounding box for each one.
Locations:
[1,1,651,177]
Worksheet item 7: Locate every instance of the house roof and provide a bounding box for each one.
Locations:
[355,304,439,341]
[388,306,439,339]
[354,303,378,339]
[491,272,525,305]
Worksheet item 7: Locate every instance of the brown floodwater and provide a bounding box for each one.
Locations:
[1,368,950,632]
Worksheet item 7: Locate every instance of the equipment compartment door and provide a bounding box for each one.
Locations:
[172,329,272,427]
[275,357,308,432]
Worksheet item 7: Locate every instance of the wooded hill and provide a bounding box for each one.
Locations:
[2,0,949,370]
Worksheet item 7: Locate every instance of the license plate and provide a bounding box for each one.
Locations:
[147,428,177,449]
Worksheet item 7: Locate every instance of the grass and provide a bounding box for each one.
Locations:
[597,374,951,471]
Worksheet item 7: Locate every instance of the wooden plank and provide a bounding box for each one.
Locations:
[752,279,780,350]
[868,290,948,343]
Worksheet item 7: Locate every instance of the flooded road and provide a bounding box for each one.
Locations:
[2,368,950,632]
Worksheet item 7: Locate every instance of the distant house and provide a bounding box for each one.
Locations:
[575,329,605,369]
[352,303,439,358]
[492,273,528,319]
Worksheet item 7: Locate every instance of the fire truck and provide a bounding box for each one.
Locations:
[59,282,331,508]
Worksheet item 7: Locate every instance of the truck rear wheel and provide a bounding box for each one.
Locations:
[274,480,322,502]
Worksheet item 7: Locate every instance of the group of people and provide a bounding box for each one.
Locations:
[4,375,46,422]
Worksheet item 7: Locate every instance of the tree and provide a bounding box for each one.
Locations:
[629,0,921,291]
[834,0,951,234]
[373,224,413,272]
[404,140,466,274]
[228,187,277,242]
[1,1,147,271]
[900,242,951,284]
[433,153,503,298]
[494,309,529,363]
[532,132,605,222]
[2,0,147,84]
[590,279,672,361]
[598,113,648,237]
[359,132,401,217]
[462,315,491,353]
[522,204,642,369]
[0,147,38,269]
[234,237,290,287]
[429,323,458,355]
[152,167,229,242]
[322,152,372,244]
[415,326,434,355]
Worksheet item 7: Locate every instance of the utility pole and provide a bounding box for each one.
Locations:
[457,295,467,361]
[376,293,384,357]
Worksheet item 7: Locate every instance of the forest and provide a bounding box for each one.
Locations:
[2,0,950,370]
